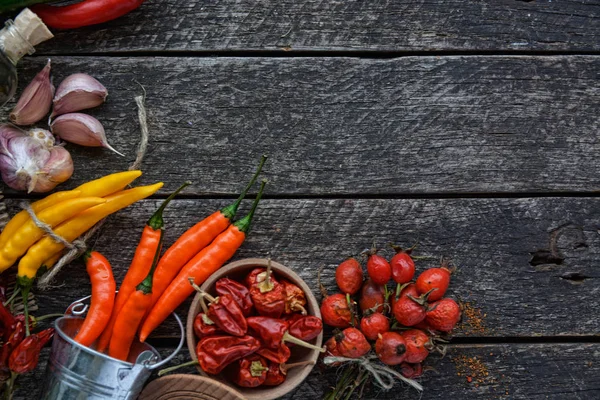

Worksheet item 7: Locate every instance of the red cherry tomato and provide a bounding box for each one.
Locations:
[426,298,461,332]
[358,279,386,313]
[320,293,352,328]
[390,251,415,284]
[359,312,390,341]
[415,266,452,302]
[375,331,407,365]
[335,258,363,295]
[367,254,392,285]
[335,328,371,358]
[400,329,430,363]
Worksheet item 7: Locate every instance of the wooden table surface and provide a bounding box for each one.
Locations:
[2,1,600,399]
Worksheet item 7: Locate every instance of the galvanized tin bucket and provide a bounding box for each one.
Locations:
[40,295,184,400]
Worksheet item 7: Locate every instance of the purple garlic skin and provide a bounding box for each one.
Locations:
[51,113,124,156]
[10,60,54,126]
[52,73,108,117]
[0,125,73,193]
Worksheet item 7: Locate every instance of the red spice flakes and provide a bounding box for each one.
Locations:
[452,354,491,386]
[459,301,487,335]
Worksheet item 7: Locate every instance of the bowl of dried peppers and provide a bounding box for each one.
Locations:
[186,258,324,400]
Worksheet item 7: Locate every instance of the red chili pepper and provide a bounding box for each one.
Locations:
[0,320,25,376]
[32,0,146,30]
[0,303,16,342]
[8,328,54,374]
[263,361,315,386]
[246,316,324,353]
[193,313,221,339]
[246,261,285,318]
[215,278,253,317]
[191,285,247,337]
[196,335,261,375]
[227,354,268,388]
[288,316,322,342]
[256,344,291,364]
[74,251,116,347]
[280,279,307,315]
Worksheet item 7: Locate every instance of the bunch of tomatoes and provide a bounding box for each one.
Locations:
[320,245,461,383]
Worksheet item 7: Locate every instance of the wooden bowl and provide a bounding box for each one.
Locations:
[186,258,322,400]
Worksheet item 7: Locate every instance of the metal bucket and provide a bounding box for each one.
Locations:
[40,295,184,400]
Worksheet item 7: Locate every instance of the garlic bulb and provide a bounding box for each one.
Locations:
[51,113,124,156]
[10,60,54,126]
[52,73,107,117]
[0,125,73,193]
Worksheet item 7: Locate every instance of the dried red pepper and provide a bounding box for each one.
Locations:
[256,344,291,364]
[0,321,25,371]
[263,360,316,386]
[196,335,260,375]
[0,303,16,343]
[192,285,247,337]
[246,261,285,318]
[247,316,324,355]
[8,327,54,374]
[288,316,322,342]
[215,278,253,317]
[227,354,268,388]
[280,279,307,315]
[193,313,221,339]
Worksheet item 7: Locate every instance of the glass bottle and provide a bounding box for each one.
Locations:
[0,8,53,107]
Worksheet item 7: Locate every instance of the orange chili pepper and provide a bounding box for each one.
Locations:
[139,180,267,343]
[149,156,266,310]
[96,182,190,353]
[108,232,164,361]
[73,251,116,347]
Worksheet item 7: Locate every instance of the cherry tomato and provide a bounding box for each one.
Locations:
[401,329,430,363]
[426,298,461,332]
[320,293,352,328]
[358,279,386,313]
[390,251,415,284]
[367,254,392,285]
[335,258,363,295]
[375,331,407,365]
[415,266,452,302]
[400,362,423,379]
[393,295,427,327]
[359,312,389,341]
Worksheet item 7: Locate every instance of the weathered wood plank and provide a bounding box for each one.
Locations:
[14,343,600,399]
[4,0,598,53]
[11,197,598,337]
[3,55,600,196]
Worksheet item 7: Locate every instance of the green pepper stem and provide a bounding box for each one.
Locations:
[157,360,199,377]
[233,179,267,233]
[221,155,267,220]
[21,283,31,336]
[283,331,325,352]
[147,181,191,230]
[136,231,164,294]
[188,278,216,303]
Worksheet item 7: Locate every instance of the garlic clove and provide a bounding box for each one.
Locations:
[50,113,124,156]
[52,73,107,117]
[9,60,54,126]
[34,146,74,193]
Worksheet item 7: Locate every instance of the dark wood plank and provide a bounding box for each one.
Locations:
[11,196,598,337]
[3,55,600,196]
[14,343,600,399]
[6,0,598,53]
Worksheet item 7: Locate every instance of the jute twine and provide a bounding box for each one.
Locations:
[28,91,149,289]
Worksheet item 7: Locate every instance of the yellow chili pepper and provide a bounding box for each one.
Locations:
[0,170,143,250]
[0,197,106,272]
[0,190,81,249]
[17,182,163,281]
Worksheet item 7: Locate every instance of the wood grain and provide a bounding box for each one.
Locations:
[9,0,599,53]
[9,196,597,338]
[15,343,600,399]
[3,55,600,196]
